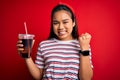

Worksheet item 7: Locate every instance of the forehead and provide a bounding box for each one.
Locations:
[53,10,71,20]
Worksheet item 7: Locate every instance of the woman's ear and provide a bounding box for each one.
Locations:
[73,22,75,27]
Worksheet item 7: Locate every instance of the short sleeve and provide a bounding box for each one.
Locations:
[35,43,44,68]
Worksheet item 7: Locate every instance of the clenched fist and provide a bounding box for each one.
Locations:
[79,33,91,51]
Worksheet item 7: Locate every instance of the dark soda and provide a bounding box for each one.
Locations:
[20,39,33,58]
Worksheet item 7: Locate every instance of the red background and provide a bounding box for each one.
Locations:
[0,0,120,80]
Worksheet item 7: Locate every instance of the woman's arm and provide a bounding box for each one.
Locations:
[25,57,43,80]
[17,40,43,80]
[78,33,93,80]
[79,55,93,80]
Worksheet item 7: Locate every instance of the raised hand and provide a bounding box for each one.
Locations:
[78,33,91,51]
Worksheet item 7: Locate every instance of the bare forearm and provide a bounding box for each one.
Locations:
[79,55,93,80]
[25,58,43,80]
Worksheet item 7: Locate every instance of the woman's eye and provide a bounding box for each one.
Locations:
[53,22,58,25]
[63,22,68,24]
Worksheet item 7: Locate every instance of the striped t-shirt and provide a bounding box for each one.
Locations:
[35,38,92,80]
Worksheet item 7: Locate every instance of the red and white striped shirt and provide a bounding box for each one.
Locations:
[35,38,92,80]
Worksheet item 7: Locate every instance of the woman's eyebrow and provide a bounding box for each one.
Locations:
[53,20,58,22]
[53,19,69,22]
[62,19,69,21]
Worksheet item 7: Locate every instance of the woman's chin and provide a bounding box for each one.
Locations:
[58,36,72,41]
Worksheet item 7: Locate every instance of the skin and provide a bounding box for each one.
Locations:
[17,10,93,80]
[52,10,75,41]
[79,33,93,80]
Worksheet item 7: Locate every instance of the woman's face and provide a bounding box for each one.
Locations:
[52,10,75,41]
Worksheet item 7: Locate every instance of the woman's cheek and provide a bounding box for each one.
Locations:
[53,28,58,35]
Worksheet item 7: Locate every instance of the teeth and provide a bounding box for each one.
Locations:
[59,31,66,35]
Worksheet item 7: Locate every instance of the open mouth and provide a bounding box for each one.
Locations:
[58,31,67,36]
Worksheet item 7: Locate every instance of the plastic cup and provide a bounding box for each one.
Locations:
[18,34,35,58]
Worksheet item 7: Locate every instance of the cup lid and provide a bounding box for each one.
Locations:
[18,34,35,39]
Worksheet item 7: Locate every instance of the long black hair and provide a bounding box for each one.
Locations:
[48,4,79,39]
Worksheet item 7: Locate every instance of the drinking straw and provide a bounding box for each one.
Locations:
[24,21,28,35]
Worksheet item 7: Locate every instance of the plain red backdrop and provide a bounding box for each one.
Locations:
[0,0,120,80]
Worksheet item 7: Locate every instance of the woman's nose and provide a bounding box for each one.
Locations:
[58,23,64,29]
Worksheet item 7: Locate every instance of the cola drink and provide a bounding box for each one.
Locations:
[18,34,35,58]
